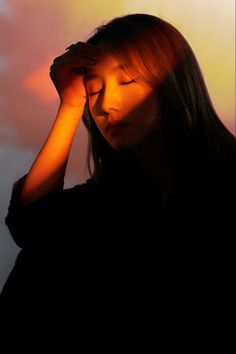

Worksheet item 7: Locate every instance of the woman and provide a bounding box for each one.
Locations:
[1,14,235,353]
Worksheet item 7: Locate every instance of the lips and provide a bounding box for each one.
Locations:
[106,120,129,132]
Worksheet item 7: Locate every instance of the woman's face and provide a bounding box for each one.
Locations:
[85,54,160,150]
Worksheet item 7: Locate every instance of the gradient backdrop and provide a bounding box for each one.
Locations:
[0,0,235,292]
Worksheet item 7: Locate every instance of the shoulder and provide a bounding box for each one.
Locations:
[6,175,101,218]
[62,177,101,199]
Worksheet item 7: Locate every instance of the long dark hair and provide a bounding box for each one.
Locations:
[82,13,236,182]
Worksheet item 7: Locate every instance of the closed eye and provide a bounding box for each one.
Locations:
[120,80,135,85]
[88,80,135,96]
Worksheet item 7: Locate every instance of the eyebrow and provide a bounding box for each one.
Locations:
[84,64,127,82]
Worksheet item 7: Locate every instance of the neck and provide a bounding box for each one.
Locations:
[133,130,173,205]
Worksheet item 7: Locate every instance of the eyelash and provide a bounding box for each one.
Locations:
[121,80,134,85]
[88,80,135,96]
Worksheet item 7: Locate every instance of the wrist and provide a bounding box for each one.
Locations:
[58,102,85,119]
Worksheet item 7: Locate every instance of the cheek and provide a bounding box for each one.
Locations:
[87,101,98,124]
[133,98,160,135]
[148,99,159,121]
[87,100,104,129]
[134,93,158,119]
[86,103,100,132]
[129,86,157,110]
[145,93,159,121]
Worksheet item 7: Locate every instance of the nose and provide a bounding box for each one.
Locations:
[100,86,121,114]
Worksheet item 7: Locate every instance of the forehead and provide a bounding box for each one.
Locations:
[85,55,128,81]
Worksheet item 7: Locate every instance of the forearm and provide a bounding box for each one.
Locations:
[19,103,84,205]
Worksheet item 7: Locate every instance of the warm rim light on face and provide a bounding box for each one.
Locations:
[84,54,160,151]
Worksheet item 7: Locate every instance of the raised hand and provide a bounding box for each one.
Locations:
[50,41,103,109]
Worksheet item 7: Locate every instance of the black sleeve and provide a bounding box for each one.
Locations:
[5,174,91,249]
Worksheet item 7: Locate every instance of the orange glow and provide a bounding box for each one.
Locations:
[23,58,58,103]
[0,1,234,153]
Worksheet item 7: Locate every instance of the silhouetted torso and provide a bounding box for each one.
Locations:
[0,157,235,353]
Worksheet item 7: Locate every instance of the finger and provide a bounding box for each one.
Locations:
[52,56,98,66]
[52,52,73,64]
[65,43,77,51]
[52,51,99,66]
[50,58,98,72]
[65,41,103,55]
[52,49,102,66]
[65,41,86,51]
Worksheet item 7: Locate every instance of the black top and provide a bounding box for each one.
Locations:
[0,158,235,353]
